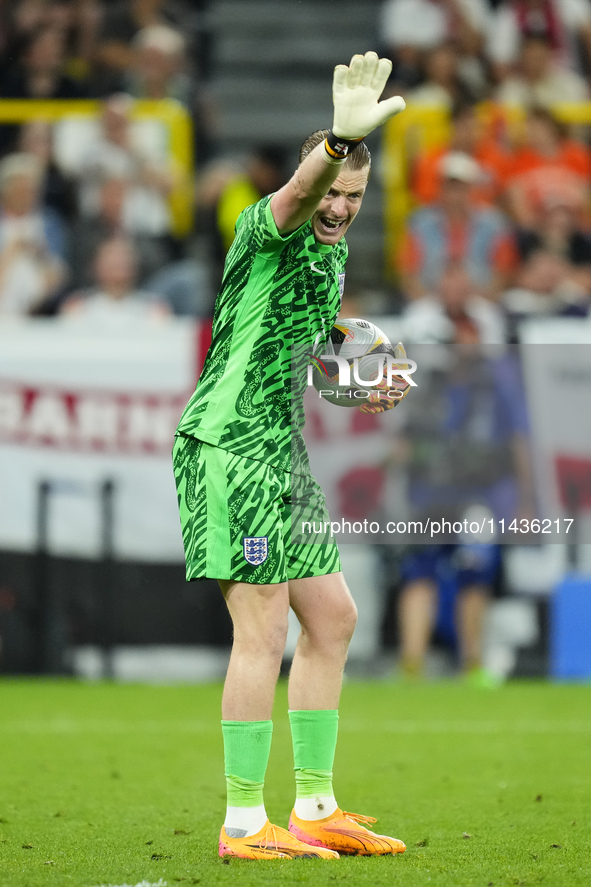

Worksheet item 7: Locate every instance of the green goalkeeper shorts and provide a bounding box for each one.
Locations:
[172,434,341,585]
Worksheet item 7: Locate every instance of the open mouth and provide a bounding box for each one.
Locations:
[318,216,346,235]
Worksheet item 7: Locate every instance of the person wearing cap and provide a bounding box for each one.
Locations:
[397,149,518,301]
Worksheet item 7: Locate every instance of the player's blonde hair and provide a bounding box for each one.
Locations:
[299,129,371,172]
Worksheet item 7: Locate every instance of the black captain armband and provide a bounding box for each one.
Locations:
[324,131,364,164]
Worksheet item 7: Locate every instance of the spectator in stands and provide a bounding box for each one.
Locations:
[505,107,591,227]
[503,247,590,337]
[398,151,518,300]
[125,24,191,105]
[0,152,67,316]
[406,43,476,108]
[69,174,173,289]
[412,102,513,206]
[60,234,168,323]
[0,21,88,154]
[0,23,87,100]
[94,0,201,94]
[517,191,591,268]
[4,0,102,88]
[495,35,589,108]
[214,145,289,254]
[401,261,506,344]
[57,93,174,237]
[17,119,77,222]
[199,144,289,283]
[487,0,591,81]
[380,0,490,93]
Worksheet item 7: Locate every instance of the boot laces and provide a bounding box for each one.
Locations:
[342,811,377,826]
[260,823,290,850]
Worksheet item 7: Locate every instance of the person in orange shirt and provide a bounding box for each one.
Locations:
[412,102,513,206]
[505,107,591,227]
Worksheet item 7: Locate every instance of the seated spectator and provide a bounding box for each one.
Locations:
[401,261,507,344]
[516,191,591,273]
[406,43,476,109]
[69,174,173,288]
[17,120,77,222]
[488,0,591,81]
[3,0,102,87]
[0,152,67,316]
[54,94,174,236]
[60,235,168,324]
[380,0,489,92]
[93,0,201,95]
[495,35,589,108]
[0,21,88,154]
[398,151,518,300]
[412,102,513,206]
[503,248,590,337]
[505,108,591,227]
[0,23,87,100]
[125,25,191,104]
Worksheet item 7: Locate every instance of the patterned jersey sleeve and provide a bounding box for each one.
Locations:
[232,195,307,255]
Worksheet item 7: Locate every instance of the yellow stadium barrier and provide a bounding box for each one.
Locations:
[381,101,591,280]
[0,99,194,237]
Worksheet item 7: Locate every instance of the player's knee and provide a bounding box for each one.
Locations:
[263,619,289,660]
[246,601,289,660]
[315,595,357,646]
[339,596,358,642]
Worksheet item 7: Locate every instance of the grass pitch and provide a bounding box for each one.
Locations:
[0,678,590,887]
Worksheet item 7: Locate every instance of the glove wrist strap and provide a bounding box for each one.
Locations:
[324,131,364,162]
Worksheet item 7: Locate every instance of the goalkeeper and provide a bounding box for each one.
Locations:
[174,52,408,860]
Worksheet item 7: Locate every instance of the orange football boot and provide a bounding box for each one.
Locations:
[289,808,406,856]
[219,820,340,860]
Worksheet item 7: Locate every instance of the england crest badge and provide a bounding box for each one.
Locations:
[243,536,268,565]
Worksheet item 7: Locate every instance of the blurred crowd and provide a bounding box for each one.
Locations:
[1,0,591,342]
[379,0,591,345]
[0,0,213,321]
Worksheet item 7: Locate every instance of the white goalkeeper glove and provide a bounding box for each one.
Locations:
[332,51,405,141]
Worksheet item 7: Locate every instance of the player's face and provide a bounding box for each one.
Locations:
[312,167,370,245]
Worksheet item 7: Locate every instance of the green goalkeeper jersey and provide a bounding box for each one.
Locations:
[176,195,347,473]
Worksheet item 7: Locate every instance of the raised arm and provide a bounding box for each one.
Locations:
[270,51,405,234]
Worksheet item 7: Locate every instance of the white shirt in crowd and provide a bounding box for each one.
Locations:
[381,0,490,49]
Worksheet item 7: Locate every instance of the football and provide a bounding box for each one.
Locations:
[311,318,397,407]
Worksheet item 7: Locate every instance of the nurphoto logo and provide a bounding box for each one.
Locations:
[307,352,418,402]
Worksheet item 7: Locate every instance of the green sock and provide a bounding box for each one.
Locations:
[222,719,273,807]
[289,709,339,800]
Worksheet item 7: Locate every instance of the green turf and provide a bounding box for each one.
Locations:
[0,678,590,887]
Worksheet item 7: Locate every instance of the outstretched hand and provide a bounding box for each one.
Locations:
[332,51,406,140]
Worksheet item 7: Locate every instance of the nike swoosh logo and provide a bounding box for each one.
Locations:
[310,261,326,275]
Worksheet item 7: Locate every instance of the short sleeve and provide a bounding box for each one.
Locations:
[233,196,308,256]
